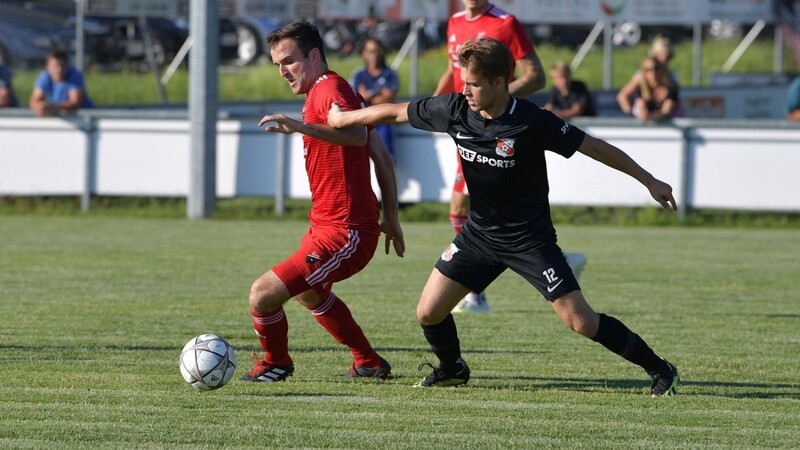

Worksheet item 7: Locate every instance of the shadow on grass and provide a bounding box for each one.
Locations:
[475,374,800,399]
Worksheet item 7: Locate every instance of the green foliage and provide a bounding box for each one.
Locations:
[1,217,799,448]
[8,38,792,106]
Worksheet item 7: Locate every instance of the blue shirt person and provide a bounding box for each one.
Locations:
[350,38,399,158]
[29,51,93,116]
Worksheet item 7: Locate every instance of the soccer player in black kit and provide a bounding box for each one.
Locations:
[328,37,680,397]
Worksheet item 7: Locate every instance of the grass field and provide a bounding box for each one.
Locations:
[1,216,799,449]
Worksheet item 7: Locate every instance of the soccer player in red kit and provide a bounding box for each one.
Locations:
[241,22,405,382]
[435,0,548,312]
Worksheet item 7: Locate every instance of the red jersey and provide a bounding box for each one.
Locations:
[301,70,379,232]
[445,3,534,93]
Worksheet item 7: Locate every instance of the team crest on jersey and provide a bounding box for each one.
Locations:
[306,252,321,264]
[495,138,516,158]
[441,243,460,262]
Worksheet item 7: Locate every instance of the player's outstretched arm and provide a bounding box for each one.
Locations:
[577,134,677,210]
[328,102,410,129]
[258,112,367,147]
[367,130,404,257]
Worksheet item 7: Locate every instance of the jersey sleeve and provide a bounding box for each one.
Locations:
[407,93,459,133]
[537,108,585,158]
[315,78,362,122]
[504,16,534,61]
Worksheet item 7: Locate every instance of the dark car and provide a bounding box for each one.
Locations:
[0,2,76,68]
[72,15,239,68]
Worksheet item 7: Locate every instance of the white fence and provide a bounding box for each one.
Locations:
[1,111,800,216]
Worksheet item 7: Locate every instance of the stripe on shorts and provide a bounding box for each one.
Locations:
[305,229,360,287]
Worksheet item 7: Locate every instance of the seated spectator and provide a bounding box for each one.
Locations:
[350,38,399,158]
[543,61,595,119]
[625,57,680,122]
[617,35,677,116]
[786,76,800,121]
[0,63,18,107]
[29,51,93,116]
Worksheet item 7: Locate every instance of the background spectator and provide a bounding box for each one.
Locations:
[29,51,93,116]
[0,63,18,107]
[785,76,800,121]
[350,37,399,158]
[627,57,680,122]
[543,61,595,119]
[617,35,676,116]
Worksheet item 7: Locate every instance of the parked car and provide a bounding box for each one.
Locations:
[0,2,75,68]
[231,16,285,65]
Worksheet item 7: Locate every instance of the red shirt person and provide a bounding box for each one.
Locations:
[241,22,404,383]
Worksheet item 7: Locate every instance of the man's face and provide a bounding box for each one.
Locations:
[461,0,489,13]
[270,39,317,95]
[460,67,503,113]
[46,57,67,82]
[551,70,570,92]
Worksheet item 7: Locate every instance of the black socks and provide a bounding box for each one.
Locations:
[591,313,669,374]
[420,314,462,373]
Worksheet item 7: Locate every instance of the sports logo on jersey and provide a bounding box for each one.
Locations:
[306,252,322,264]
[458,146,477,162]
[441,243,460,262]
[561,122,571,135]
[495,138,516,158]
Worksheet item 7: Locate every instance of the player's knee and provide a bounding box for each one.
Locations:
[416,305,443,325]
[565,314,598,338]
[249,279,276,314]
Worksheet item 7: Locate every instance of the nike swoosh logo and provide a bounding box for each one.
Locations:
[547,279,564,293]
[456,132,474,140]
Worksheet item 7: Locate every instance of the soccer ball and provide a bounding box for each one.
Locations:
[179,334,237,391]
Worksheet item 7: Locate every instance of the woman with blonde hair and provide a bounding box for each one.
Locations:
[617,35,677,117]
[630,56,679,122]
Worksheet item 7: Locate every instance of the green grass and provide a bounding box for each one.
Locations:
[8,37,794,106]
[1,216,799,448]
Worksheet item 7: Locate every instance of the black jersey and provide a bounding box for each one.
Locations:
[407,93,586,245]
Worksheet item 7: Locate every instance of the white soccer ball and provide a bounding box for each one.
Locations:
[179,334,237,391]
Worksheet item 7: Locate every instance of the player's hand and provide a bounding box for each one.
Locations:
[328,102,345,128]
[648,178,677,210]
[258,113,301,134]
[380,217,405,257]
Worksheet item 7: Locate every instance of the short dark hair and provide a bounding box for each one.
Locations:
[48,50,69,63]
[457,37,513,85]
[266,22,327,65]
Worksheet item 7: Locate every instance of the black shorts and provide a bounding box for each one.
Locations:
[434,224,581,301]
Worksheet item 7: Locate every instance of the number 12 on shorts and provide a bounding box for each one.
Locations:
[543,268,559,283]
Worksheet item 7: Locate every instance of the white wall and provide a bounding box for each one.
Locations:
[1,115,800,212]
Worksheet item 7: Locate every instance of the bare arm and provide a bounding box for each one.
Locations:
[787,109,800,121]
[29,88,49,116]
[433,64,455,96]
[258,113,367,147]
[369,87,396,105]
[616,72,641,115]
[367,130,404,257]
[552,102,585,120]
[0,86,11,107]
[328,102,410,128]
[577,134,677,210]
[509,52,546,97]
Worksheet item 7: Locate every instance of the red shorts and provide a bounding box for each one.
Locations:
[453,152,469,195]
[273,226,379,298]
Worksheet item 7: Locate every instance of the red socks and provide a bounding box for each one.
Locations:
[308,292,381,368]
[251,308,293,366]
[449,214,467,234]
[251,293,381,369]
